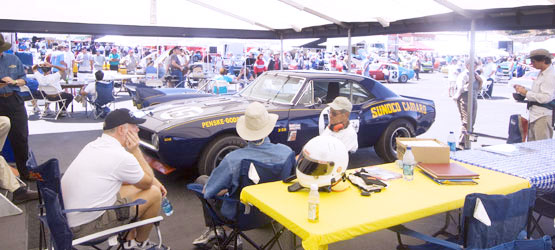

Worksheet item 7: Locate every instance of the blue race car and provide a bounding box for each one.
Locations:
[128,79,243,109]
[137,71,436,175]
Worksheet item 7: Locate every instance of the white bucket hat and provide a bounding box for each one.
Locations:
[236,102,278,141]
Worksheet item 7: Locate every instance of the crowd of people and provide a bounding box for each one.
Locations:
[1,34,554,249]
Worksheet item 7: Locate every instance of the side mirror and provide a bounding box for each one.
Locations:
[305,98,323,109]
[315,97,323,105]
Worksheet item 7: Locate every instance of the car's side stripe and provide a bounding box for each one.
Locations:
[162,109,292,131]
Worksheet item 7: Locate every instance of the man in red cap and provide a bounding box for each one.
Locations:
[108,48,120,71]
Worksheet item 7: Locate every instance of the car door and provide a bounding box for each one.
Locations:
[389,64,400,82]
[370,65,384,80]
[286,80,323,153]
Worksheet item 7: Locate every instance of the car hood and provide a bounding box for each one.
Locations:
[137,95,285,132]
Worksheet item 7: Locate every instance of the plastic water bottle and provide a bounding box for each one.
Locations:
[161,197,173,216]
[447,131,456,156]
[307,184,319,222]
[403,146,415,181]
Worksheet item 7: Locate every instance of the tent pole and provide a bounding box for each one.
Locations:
[347,28,352,72]
[465,19,476,149]
[280,33,284,70]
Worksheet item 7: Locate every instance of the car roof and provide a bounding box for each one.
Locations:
[265,70,366,81]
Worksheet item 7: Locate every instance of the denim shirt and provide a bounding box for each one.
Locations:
[204,137,294,220]
[0,53,26,94]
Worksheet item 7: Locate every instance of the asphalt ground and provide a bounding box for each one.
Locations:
[3,72,553,249]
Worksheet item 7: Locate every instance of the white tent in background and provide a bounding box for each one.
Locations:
[527,38,555,53]
[2,0,552,33]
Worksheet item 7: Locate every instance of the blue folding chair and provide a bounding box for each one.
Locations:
[87,81,115,119]
[390,187,552,250]
[187,154,295,250]
[34,158,164,250]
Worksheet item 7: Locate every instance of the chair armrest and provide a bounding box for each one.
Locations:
[388,225,462,249]
[187,183,203,195]
[63,199,146,214]
[186,183,237,202]
[72,216,163,246]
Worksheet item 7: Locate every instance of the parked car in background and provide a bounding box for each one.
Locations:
[421,60,434,73]
[367,63,415,83]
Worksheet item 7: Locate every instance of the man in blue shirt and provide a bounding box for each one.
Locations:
[192,102,295,248]
[0,36,31,180]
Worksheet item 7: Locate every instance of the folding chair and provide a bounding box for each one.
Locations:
[187,155,296,250]
[38,85,69,120]
[34,159,165,250]
[87,81,115,119]
[478,79,494,99]
[530,193,555,241]
[390,188,552,250]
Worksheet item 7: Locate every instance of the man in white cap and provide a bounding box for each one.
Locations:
[321,96,358,153]
[514,49,555,141]
[192,102,294,248]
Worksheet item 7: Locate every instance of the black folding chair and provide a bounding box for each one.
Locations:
[187,155,295,250]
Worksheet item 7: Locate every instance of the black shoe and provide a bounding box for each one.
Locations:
[12,187,39,204]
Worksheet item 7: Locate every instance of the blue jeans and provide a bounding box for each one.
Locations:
[170,70,184,87]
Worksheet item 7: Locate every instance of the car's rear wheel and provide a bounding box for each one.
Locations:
[375,119,415,163]
[198,134,246,176]
[400,74,409,83]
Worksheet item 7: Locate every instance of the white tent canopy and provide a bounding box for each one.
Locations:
[3,0,553,32]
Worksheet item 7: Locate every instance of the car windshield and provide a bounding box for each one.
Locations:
[240,74,305,104]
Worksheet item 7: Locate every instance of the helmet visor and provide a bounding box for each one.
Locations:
[296,154,335,176]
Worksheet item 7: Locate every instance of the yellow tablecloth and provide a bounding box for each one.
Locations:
[240,162,530,250]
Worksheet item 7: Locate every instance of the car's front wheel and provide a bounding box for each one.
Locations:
[375,119,415,163]
[400,74,409,83]
[198,134,246,176]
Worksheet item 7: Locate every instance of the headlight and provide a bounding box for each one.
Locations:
[152,133,159,149]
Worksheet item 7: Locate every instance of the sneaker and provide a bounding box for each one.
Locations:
[192,227,225,247]
[123,239,169,250]
[32,106,41,114]
[225,235,243,250]
[41,109,54,117]
[12,187,39,204]
[59,111,68,117]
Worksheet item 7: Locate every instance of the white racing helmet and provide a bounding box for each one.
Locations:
[296,135,349,188]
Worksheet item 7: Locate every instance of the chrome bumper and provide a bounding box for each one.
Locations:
[139,140,158,152]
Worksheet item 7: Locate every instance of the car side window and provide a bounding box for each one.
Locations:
[313,80,347,104]
[312,80,373,105]
[350,81,375,104]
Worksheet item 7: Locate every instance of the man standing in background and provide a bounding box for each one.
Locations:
[514,49,555,141]
[0,36,31,180]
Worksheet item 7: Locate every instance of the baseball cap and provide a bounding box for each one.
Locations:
[103,108,146,130]
[528,49,553,59]
[328,96,352,113]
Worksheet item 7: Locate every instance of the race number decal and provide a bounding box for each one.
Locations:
[390,70,399,82]
[349,119,360,133]
[160,106,203,120]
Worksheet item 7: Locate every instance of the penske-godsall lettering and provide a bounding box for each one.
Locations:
[202,117,239,128]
